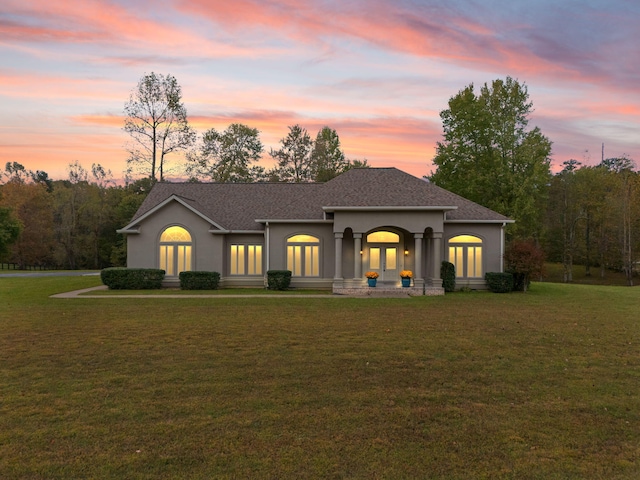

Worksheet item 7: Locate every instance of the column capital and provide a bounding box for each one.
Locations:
[334,232,344,239]
[413,233,424,239]
[353,233,363,239]
[432,232,443,240]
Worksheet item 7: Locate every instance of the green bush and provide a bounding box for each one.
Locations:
[485,272,514,293]
[267,270,291,290]
[179,271,220,290]
[441,261,456,292]
[101,267,165,290]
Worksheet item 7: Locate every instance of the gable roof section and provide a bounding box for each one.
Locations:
[123,168,510,232]
[125,182,323,231]
[319,168,510,222]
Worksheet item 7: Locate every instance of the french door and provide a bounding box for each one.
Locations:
[368,246,398,282]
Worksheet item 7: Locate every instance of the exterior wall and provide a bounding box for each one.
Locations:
[222,233,265,287]
[267,222,334,288]
[126,201,220,272]
[442,222,505,290]
[125,199,505,292]
[333,210,444,235]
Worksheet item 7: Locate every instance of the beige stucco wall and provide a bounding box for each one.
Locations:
[124,200,505,290]
[126,201,223,273]
[443,222,506,289]
[333,210,444,235]
[266,222,334,288]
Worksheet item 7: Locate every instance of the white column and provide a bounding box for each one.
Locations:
[334,232,343,280]
[432,232,443,282]
[353,234,362,280]
[414,233,423,281]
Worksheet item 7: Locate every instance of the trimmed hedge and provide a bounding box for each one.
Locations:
[485,272,514,293]
[441,261,456,292]
[101,267,165,290]
[267,270,292,290]
[179,271,220,290]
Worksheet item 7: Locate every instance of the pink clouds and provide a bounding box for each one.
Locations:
[0,0,638,182]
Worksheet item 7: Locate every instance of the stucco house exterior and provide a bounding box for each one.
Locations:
[118,167,512,294]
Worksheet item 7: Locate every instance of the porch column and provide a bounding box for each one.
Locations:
[353,233,362,280]
[432,232,443,285]
[334,232,343,280]
[414,233,423,282]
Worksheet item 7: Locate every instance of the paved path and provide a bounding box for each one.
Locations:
[0,271,100,278]
[50,285,413,299]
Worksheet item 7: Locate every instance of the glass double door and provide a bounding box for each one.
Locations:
[368,245,398,282]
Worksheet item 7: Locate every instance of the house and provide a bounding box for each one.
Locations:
[118,168,512,294]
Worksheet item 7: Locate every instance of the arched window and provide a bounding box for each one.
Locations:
[366,231,399,243]
[287,234,320,277]
[159,226,192,276]
[448,235,483,278]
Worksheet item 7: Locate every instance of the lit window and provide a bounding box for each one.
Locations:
[367,231,400,243]
[287,234,320,277]
[159,226,192,276]
[231,244,263,275]
[448,235,483,279]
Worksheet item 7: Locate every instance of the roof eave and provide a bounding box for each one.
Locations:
[445,219,515,224]
[121,195,227,231]
[322,206,458,212]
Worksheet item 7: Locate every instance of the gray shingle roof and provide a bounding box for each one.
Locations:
[128,168,510,231]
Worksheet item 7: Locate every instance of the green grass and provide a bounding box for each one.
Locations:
[541,262,635,286]
[1,276,640,479]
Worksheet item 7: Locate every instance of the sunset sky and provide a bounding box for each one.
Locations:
[1,0,639,182]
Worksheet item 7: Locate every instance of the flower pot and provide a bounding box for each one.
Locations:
[367,278,377,287]
[401,277,411,287]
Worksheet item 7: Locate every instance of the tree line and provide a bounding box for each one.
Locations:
[0,161,152,269]
[1,73,638,282]
[430,77,639,285]
[124,72,367,183]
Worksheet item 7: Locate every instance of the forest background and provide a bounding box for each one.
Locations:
[0,75,638,285]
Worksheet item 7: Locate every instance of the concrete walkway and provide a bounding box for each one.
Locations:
[50,285,415,299]
[0,271,100,278]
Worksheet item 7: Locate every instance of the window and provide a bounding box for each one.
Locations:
[448,235,483,278]
[231,244,263,275]
[159,226,192,276]
[367,231,399,243]
[287,234,320,277]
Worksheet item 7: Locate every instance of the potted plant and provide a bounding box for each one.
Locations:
[400,270,412,287]
[365,271,379,287]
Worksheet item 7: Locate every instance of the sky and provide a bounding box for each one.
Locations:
[1,0,639,182]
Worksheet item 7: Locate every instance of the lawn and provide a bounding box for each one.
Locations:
[1,276,639,479]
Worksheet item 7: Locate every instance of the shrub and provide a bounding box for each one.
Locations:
[179,271,220,290]
[441,261,456,292]
[267,270,291,290]
[485,272,514,293]
[504,239,545,292]
[101,267,165,290]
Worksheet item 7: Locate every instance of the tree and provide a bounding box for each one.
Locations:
[186,124,264,182]
[310,126,348,182]
[269,125,314,182]
[124,72,195,182]
[599,157,638,285]
[0,181,54,268]
[430,77,552,239]
[0,206,22,259]
[2,162,30,184]
[504,239,545,292]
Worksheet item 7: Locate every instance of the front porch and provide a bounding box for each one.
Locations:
[332,283,445,296]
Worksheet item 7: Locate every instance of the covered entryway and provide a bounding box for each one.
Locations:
[365,230,401,283]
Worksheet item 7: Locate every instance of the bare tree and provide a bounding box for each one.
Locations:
[124,72,195,182]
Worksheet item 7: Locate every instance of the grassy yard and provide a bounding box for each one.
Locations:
[1,276,639,479]
[541,262,636,286]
